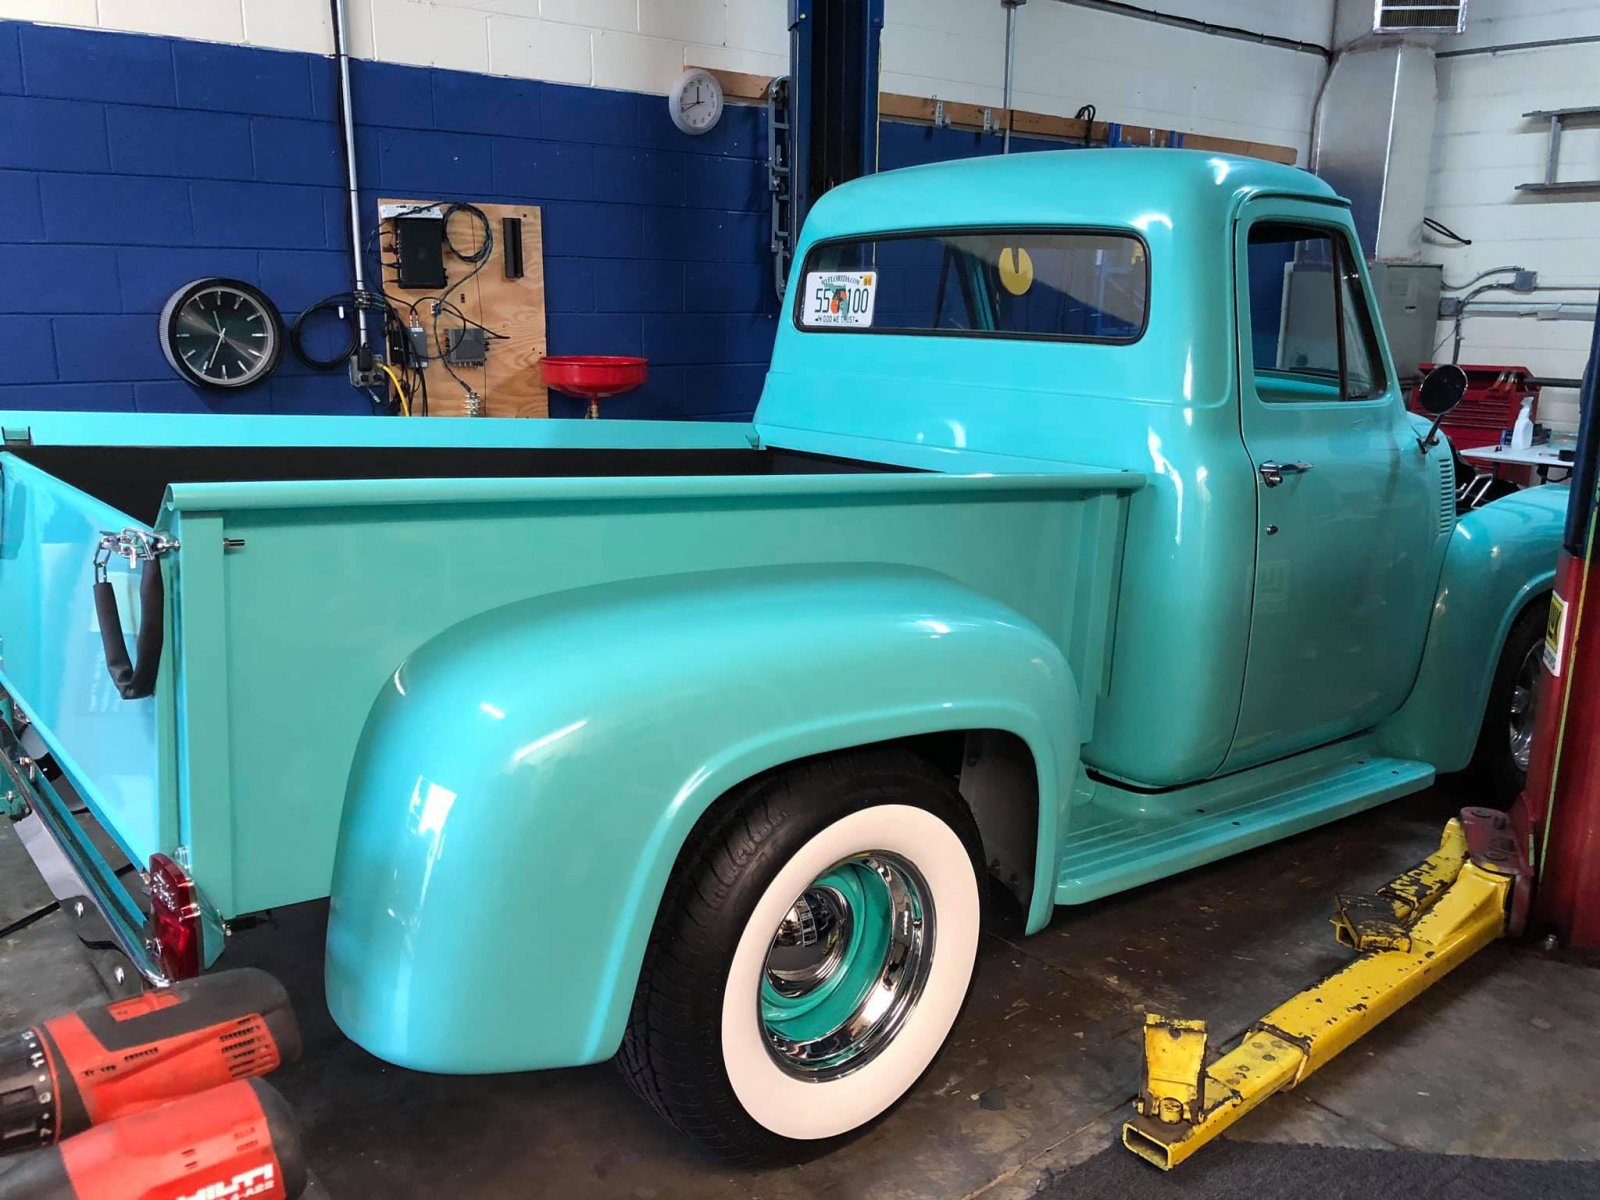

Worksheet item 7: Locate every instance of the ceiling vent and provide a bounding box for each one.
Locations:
[1373,0,1469,35]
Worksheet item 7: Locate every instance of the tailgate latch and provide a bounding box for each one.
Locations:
[94,529,180,582]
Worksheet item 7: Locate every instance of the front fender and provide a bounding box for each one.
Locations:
[1378,484,1567,770]
[325,564,1078,1073]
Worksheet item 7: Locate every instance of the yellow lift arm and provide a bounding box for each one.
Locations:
[1123,811,1526,1169]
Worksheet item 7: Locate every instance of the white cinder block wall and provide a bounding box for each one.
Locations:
[1427,0,1600,430]
[0,0,1337,156]
[889,0,1332,155]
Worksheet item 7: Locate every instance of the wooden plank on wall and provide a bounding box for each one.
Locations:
[377,198,548,418]
[879,90,1297,165]
[689,65,772,102]
[691,69,1299,165]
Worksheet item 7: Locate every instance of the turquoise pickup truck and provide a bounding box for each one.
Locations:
[0,151,1566,1161]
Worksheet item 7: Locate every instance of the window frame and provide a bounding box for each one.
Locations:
[791,224,1153,347]
[1242,218,1390,406]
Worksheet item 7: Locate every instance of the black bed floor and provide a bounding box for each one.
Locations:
[4,779,1597,1199]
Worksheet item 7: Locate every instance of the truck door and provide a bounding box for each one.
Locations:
[1222,201,1440,773]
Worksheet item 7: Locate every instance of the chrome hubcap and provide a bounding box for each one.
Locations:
[766,887,852,997]
[760,852,934,1081]
[1509,641,1541,773]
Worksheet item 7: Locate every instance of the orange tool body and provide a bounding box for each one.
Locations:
[2,1077,306,1200]
[0,970,300,1156]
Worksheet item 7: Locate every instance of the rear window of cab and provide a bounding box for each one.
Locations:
[794,228,1149,344]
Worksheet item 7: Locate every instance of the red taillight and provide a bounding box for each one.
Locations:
[145,853,202,980]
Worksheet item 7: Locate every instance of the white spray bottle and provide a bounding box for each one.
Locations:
[1511,396,1535,451]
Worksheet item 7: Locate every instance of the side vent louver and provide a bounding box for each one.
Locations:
[1437,455,1456,533]
[1375,0,1469,35]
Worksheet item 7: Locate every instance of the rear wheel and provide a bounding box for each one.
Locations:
[1469,600,1548,805]
[619,749,983,1163]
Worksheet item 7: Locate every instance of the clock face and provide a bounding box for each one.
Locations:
[670,69,724,135]
[159,278,284,390]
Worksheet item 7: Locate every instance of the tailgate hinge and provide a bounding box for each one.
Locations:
[94,528,180,582]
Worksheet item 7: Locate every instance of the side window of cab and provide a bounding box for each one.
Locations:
[1245,222,1387,404]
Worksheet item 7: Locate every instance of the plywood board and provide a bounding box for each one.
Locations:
[377,198,548,418]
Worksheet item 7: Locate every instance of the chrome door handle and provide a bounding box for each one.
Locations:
[1259,460,1313,488]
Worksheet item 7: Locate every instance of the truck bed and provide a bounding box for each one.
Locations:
[0,413,1142,943]
[13,443,901,525]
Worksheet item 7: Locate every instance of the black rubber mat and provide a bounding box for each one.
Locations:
[1038,1141,1600,1199]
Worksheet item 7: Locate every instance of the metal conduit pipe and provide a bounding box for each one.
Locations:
[331,0,369,349]
[1438,34,1600,59]
[1002,0,1024,154]
[1053,0,1332,60]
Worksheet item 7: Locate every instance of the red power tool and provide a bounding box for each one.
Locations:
[1,1077,307,1200]
[0,969,300,1156]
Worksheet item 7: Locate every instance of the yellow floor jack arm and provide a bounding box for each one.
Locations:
[1123,815,1520,1170]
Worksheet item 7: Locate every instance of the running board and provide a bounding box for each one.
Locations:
[1057,747,1435,904]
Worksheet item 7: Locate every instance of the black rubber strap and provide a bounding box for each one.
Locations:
[93,557,163,700]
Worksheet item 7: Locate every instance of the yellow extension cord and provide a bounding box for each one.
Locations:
[376,362,410,416]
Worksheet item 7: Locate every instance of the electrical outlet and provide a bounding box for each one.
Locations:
[379,202,443,220]
[347,356,385,389]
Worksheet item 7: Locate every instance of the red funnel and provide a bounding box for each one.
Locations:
[542,356,649,418]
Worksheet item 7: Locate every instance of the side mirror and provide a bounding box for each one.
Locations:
[1417,363,1468,452]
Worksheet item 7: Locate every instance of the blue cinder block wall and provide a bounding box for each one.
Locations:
[0,20,1073,421]
[0,20,775,420]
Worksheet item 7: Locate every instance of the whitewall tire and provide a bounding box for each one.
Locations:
[619,750,985,1162]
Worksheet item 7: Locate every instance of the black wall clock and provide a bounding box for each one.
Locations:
[159,278,285,389]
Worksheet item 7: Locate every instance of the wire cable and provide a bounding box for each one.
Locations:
[441,202,494,295]
[289,291,397,370]
[376,361,410,416]
[1442,264,1524,292]
[1423,216,1472,245]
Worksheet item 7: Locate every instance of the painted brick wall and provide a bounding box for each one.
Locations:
[1425,0,1600,431]
[0,19,775,418]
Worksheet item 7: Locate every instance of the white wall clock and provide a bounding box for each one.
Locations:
[669,68,724,136]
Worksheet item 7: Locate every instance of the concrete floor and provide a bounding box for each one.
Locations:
[4,779,1598,1198]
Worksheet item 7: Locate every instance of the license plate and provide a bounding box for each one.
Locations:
[802,271,877,328]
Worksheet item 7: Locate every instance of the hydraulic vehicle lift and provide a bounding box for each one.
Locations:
[1124,314,1600,1170]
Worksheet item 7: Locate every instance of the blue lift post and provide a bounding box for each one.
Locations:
[787,0,885,246]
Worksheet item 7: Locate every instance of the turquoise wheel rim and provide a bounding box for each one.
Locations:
[759,851,934,1080]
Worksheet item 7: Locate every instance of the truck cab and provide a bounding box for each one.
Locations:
[761,150,1522,791]
[0,150,1565,1164]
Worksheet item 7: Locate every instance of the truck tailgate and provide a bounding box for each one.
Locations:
[0,453,163,865]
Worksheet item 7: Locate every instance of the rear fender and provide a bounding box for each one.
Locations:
[1378,484,1567,771]
[325,564,1078,1073]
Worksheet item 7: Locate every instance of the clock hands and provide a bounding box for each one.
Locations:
[164,280,282,388]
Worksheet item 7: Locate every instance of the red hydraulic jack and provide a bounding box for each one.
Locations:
[1124,317,1600,1170]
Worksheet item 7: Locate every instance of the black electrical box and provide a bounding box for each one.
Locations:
[502,217,524,279]
[395,217,446,289]
[444,326,488,366]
